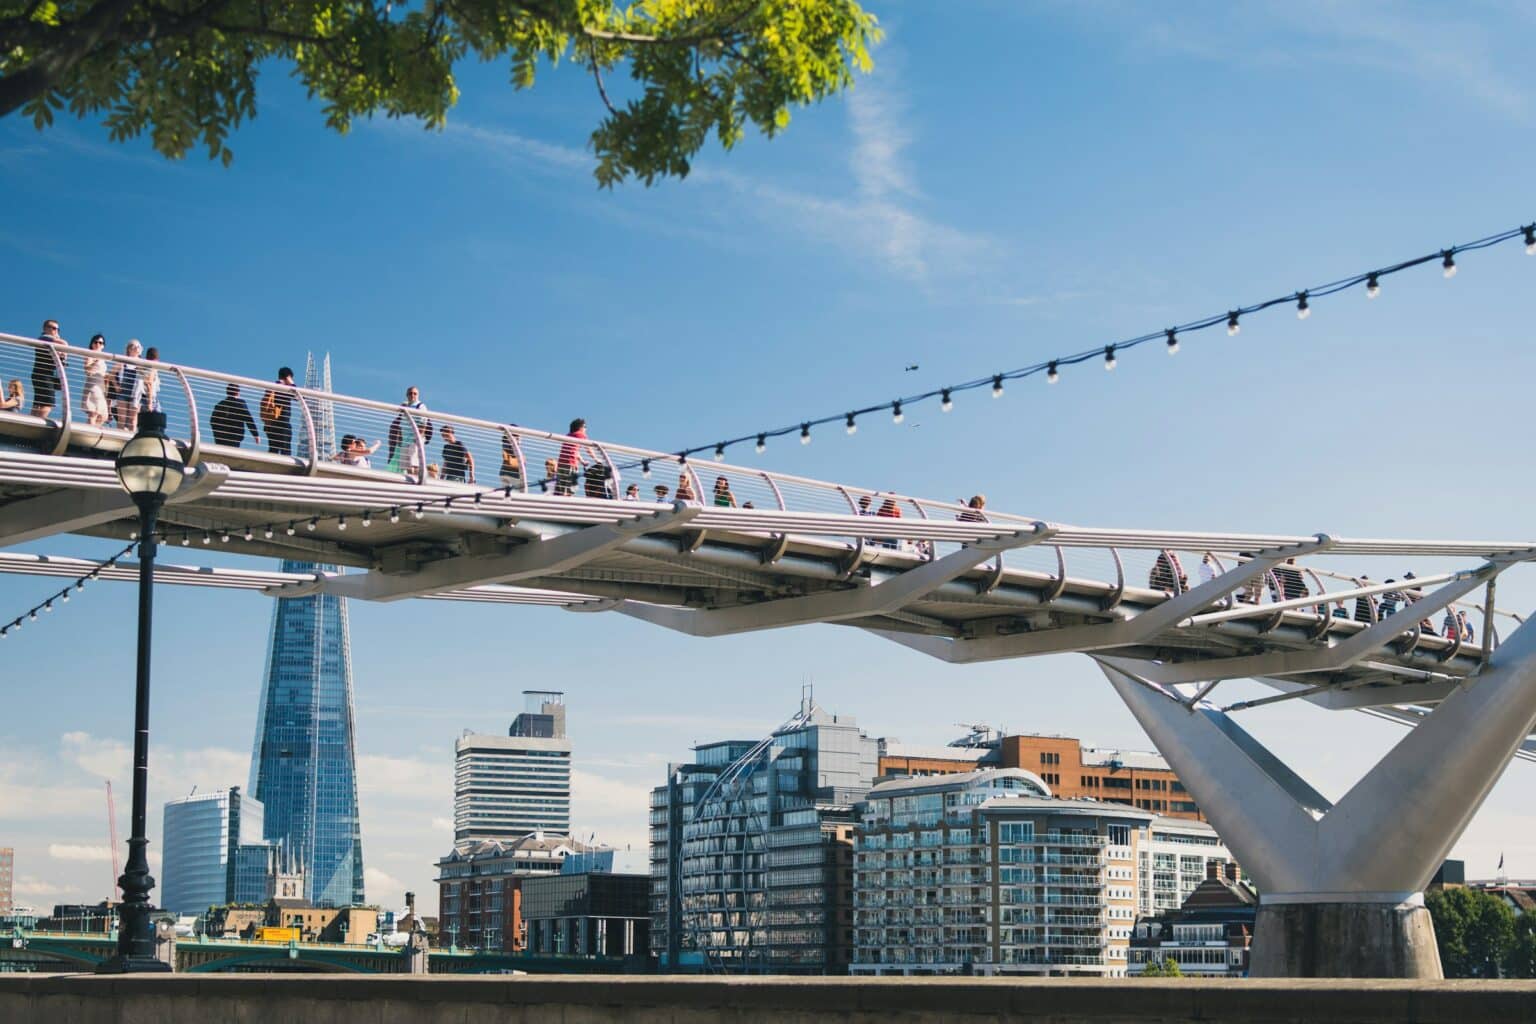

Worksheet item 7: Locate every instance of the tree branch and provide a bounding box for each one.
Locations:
[0,0,144,116]
[587,39,616,115]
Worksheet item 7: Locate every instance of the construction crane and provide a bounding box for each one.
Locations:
[105,780,121,902]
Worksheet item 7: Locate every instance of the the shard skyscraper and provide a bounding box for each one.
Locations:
[248,353,365,907]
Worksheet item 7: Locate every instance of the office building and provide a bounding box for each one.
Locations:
[1129,862,1256,976]
[995,735,1202,820]
[248,353,366,907]
[649,697,878,974]
[454,691,573,846]
[232,839,305,904]
[0,847,11,914]
[875,731,1203,822]
[850,768,1230,977]
[436,832,597,952]
[522,869,649,960]
[160,787,264,915]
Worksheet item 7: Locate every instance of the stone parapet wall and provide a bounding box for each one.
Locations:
[2,974,1535,1023]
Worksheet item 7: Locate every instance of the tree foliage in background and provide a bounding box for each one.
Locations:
[1506,911,1536,979]
[1140,957,1183,978]
[0,0,877,182]
[1426,887,1517,978]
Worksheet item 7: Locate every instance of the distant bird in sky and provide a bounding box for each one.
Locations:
[904,364,919,372]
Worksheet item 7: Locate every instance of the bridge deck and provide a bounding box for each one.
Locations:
[0,331,1531,748]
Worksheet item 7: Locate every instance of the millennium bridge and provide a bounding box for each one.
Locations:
[1,331,1534,979]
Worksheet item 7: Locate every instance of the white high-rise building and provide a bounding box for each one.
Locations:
[454,691,572,847]
[160,787,264,915]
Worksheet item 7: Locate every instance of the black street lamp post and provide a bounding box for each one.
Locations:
[98,410,183,974]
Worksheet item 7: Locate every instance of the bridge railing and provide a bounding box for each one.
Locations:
[0,329,1524,650]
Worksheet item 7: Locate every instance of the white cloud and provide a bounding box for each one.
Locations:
[48,843,114,863]
[847,80,918,203]
[1082,1,1528,119]
[356,753,449,804]
[12,874,82,903]
[442,120,592,172]
[430,816,455,833]
[365,866,407,903]
[570,770,651,851]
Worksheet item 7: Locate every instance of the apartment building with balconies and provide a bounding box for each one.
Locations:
[849,768,1229,978]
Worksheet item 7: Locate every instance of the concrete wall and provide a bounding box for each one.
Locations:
[3,975,1536,1023]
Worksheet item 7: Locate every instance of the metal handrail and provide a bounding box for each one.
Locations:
[1,330,1535,562]
[47,343,71,456]
[171,366,200,467]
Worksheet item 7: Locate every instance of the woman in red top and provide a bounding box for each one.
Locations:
[556,417,588,495]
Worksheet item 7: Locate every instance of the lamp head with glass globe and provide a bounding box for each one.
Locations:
[115,411,184,505]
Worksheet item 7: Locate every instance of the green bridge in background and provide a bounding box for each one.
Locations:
[1,930,643,975]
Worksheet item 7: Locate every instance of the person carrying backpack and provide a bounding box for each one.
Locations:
[262,366,296,456]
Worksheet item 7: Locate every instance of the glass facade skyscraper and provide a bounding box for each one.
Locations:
[248,354,366,908]
[160,787,264,914]
[649,698,877,973]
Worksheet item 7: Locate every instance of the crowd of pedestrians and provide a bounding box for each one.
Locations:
[9,319,1493,644]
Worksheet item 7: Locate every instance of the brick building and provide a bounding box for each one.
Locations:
[436,833,594,952]
[876,733,1204,822]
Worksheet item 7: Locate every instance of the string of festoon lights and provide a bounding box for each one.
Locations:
[3,219,1533,606]
[0,541,137,639]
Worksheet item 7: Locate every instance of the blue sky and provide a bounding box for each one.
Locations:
[3,1,1536,914]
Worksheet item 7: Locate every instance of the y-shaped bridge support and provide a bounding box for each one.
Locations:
[1096,608,1536,977]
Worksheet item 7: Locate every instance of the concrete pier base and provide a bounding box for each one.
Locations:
[1251,901,1443,979]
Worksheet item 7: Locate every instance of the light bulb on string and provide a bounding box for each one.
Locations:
[1047,362,1059,384]
[1103,345,1117,371]
[1165,329,1179,355]
[1525,225,1536,255]
[1442,250,1457,278]
[244,528,253,541]
[43,600,52,613]
[61,591,69,603]
[263,526,274,539]
[389,508,400,524]
[361,512,372,528]
[180,534,190,546]
[201,532,211,545]
[800,423,812,445]
[1227,311,1241,336]
[129,529,137,540]
[1295,292,1310,320]
[992,376,1004,399]
[337,515,347,532]
[714,444,725,460]
[941,389,953,413]
[220,531,230,543]
[306,517,318,532]
[641,460,652,479]
[29,610,37,622]
[755,435,766,454]
[891,402,903,425]
[413,504,425,520]
[1366,274,1380,299]
[845,413,857,436]
[285,523,296,537]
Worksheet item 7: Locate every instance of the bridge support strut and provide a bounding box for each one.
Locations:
[1095,610,1536,978]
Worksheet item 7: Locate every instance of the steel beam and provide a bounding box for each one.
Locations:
[609,524,1055,637]
[1114,564,1499,685]
[1096,607,1536,900]
[0,464,228,549]
[277,502,700,601]
[861,538,1331,663]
